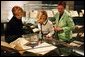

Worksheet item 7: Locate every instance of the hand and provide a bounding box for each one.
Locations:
[38,40,42,45]
[54,26,63,32]
[45,35,53,40]
[37,19,43,24]
[46,34,51,38]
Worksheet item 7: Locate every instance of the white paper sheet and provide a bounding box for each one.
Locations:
[22,42,57,55]
[32,28,40,33]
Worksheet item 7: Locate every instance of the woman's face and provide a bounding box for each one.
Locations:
[15,10,23,19]
[37,15,47,24]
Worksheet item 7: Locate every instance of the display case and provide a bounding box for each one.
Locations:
[23,4,57,20]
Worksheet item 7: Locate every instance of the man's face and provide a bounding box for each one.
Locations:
[57,5,64,14]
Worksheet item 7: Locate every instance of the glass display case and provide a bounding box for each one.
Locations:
[23,4,57,19]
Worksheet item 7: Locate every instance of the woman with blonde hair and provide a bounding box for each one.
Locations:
[5,6,24,43]
[37,10,54,41]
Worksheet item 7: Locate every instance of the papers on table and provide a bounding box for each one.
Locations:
[76,25,83,29]
[1,41,11,48]
[1,37,57,55]
[23,42,57,55]
[9,38,29,48]
[13,38,57,55]
[9,38,30,54]
[10,38,57,55]
[32,28,40,33]
[69,41,84,47]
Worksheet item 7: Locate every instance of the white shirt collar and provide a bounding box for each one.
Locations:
[43,19,48,25]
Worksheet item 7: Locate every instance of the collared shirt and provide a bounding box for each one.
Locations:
[43,19,48,25]
[38,19,54,37]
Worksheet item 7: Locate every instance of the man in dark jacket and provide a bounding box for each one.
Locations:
[5,6,24,43]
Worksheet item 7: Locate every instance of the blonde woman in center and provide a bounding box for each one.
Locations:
[36,10,54,41]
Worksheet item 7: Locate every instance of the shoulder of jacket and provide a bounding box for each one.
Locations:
[64,11,72,18]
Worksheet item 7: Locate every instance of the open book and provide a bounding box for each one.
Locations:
[1,38,29,54]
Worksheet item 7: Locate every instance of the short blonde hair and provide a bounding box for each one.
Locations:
[12,6,23,16]
[37,10,48,21]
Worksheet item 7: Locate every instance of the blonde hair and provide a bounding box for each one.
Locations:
[12,6,23,16]
[37,10,48,21]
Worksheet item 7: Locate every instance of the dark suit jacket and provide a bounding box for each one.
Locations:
[5,16,23,43]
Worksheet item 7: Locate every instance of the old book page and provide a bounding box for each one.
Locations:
[1,41,12,48]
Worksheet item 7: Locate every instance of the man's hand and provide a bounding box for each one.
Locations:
[54,26,63,32]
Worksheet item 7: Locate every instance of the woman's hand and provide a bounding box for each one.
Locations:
[46,34,51,38]
[45,34,53,40]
